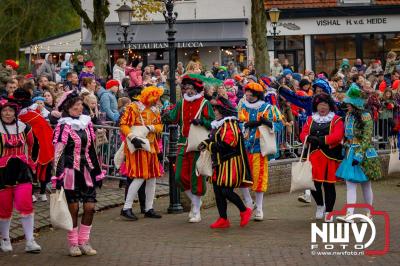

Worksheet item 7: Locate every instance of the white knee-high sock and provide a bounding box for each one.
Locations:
[123,179,145,210]
[240,187,253,207]
[184,190,194,201]
[361,181,373,212]
[192,195,201,214]
[255,192,264,211]
[305,189,311,196]
[346,181,358,215]
[21,215,34,242]
[145,178,156,212]
[0,219,11,240]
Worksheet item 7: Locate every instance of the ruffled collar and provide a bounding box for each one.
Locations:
[0,120,26,135]
[312,112,335,123]
[135,101,160,114]
[184,92,204,102]
[211,116,238,129]
[58,115,91,130]
[242,99,265,110]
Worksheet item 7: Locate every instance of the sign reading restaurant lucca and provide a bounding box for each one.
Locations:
[316,17,387,26]
[129,41,204,50]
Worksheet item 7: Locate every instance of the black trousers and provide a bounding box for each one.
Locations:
[125,178,146,211]
[311,181,336,212]
[213,184,246,219]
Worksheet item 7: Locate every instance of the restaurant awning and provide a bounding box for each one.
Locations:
[81,19,248,49]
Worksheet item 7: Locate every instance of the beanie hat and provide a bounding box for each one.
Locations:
[247,75,258,83]
[5,59,19,70]
[24,73,34,80]
[292,73,302,82]
[234,74,243,82]
[343,83,365,109]
[32,96,46,103]
[106,79,119,90]
[312,79,331,95]
[223,79,235,87]
[85,61,94,67]
[282,69,293,77]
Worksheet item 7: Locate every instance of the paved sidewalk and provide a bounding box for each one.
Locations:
[9,178,169,241]
[1,176,399,265]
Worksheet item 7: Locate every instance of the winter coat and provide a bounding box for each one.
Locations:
[126,66,143,87]
[113,65,126,90]
[60,53,72,80]
[97,87,120,123]
[271,64,283,77]
[37,54,56,81]
[74,62,84,75]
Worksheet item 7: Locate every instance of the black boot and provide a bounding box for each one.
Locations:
[120,208,138,221]
[140,205,146,214]
[144,209,162,219]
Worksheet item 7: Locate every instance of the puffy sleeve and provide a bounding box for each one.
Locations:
[323,116,344,147]
[262,105,284,133]
[353,113,373,163]
[205,120,240,153]
[199,100,215,130]
[300,116,312,143]
[119,103,137,137]
[163,100,182,125]
[52,124,68,187]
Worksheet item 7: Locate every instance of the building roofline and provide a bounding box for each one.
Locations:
[20,29,81,48]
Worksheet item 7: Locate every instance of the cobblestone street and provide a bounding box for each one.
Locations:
[1,177,399,265]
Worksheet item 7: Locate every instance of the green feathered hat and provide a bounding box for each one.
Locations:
[343,83,365,109]
[187,74,223,87]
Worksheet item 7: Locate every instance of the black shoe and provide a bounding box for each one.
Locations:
[120,208,138,221]
[144,209,162,219]
[140,206,146,214]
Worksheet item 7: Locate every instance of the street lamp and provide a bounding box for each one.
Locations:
[163,0,183,214]
[268,8,281,39]
[116,3,134,61]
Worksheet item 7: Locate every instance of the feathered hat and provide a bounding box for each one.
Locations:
[210,96,237,117]
[343,83,366,109]
[312,93,336,113]
[181,74,205,92]
[138,86,164,106]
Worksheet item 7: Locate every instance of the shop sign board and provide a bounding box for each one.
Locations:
[267,14,400,36]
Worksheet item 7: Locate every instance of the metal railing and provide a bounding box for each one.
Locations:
[94,118,397,179]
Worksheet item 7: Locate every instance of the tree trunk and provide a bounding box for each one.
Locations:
[91,29,108,78]
[251,0,270,76]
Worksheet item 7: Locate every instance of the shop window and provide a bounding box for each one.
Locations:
[384,33,400,54]
[267,36,305,73]
[362,34,384,63]
[221,46,247,70]
[314,34,356,75]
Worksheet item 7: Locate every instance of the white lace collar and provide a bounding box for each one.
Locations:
[242,99,265,110]
[312,112,335,124]
[211,116,238,129]
[135,101,160,114]
[0,121,26,134]
[58,115,91,130]
[184,92,204,102]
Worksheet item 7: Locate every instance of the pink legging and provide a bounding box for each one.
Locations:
[0,183,33,219]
